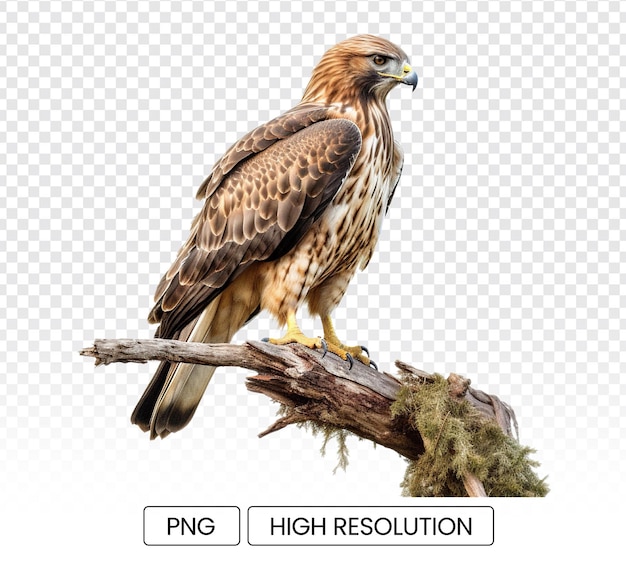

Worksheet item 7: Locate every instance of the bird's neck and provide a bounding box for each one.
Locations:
[342,99,393,147]
[301,92,392,144]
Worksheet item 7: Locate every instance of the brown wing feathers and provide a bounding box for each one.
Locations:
[149,117,362,339]
[195,103,332,200]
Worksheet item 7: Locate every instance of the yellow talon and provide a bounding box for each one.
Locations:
[268,312,324,350]
[321,315,371,365]
[268,312,372,367]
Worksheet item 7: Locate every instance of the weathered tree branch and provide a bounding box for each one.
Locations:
[81,338,518,496]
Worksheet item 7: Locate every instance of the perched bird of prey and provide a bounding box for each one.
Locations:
[132,34,418,438]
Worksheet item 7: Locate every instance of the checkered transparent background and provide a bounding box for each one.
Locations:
[1,1,624,575]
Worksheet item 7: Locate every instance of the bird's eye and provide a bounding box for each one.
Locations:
[372,55,387,66]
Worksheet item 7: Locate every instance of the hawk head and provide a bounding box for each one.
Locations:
[302,35,418,104]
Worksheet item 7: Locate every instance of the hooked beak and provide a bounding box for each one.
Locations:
[400,64,418,91]
[378,63,419,92]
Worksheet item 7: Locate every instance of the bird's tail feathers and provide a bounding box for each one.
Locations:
[131,277,260,439]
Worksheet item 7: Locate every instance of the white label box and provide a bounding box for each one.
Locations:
[248,506,494,546]
[143,506,240,546]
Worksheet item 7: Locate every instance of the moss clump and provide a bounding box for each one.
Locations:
[391,372,549,497]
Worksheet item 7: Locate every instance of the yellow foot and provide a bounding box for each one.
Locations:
[265,312,376,370]
[266,311,325,352]
[267,329,324,350]
[321,315,374,368]
[322,340,371,368]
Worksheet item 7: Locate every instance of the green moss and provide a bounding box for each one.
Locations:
[276,370,549,496]
[391,372,550,497]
